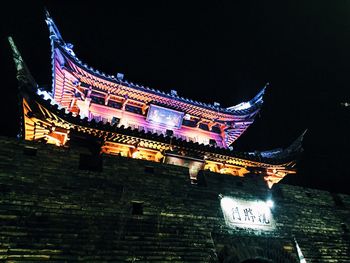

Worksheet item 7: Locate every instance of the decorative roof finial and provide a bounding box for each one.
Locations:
[259,129,307,160]
[8,36,38,89]
[226,83,268,111]
[45,9,64,44]
[285,129,307,154]
[250,82,268,105]
[45,10,75,57]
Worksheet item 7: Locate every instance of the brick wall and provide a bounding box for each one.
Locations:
[0,136,349,262]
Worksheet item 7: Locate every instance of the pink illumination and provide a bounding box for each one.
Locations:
[50,36,263,148]
[86,101,224,146]
[51,46,262,147]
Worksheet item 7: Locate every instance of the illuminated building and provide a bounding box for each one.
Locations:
[4,11,350,263]
[10,11,305,188]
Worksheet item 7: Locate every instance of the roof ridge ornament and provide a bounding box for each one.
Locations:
[45,9,64,44]
[251,82,268,104]
[45,9,75,57]
[226,82,268,111]
[260,129,307,159]
[284,129,307,154]
[8,36,38,89]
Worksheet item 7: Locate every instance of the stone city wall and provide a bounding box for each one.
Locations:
[0,137,349,262]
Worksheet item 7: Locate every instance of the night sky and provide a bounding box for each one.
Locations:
[1,1,350,194]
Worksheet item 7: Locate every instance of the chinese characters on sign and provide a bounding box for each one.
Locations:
[220,197,275,230]
[146,104,184,129]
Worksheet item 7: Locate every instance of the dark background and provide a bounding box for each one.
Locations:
[1,1,349,194]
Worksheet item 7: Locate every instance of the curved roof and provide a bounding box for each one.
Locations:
[45,11,266,118]
[8,15,303,189]
[30,88,299,167]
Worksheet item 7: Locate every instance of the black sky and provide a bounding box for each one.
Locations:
[1,1,350,194]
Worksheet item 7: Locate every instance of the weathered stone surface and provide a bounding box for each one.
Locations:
[0,136,349,262]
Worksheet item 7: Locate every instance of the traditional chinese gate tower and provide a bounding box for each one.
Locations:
[5,12,350,263]
[9,12,305,188]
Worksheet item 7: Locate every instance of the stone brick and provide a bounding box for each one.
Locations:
[0,136,349,262]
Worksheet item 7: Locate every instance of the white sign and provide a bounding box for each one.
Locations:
[220,197,275,230]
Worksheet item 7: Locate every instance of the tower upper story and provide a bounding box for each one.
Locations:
[45,12,266,149]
